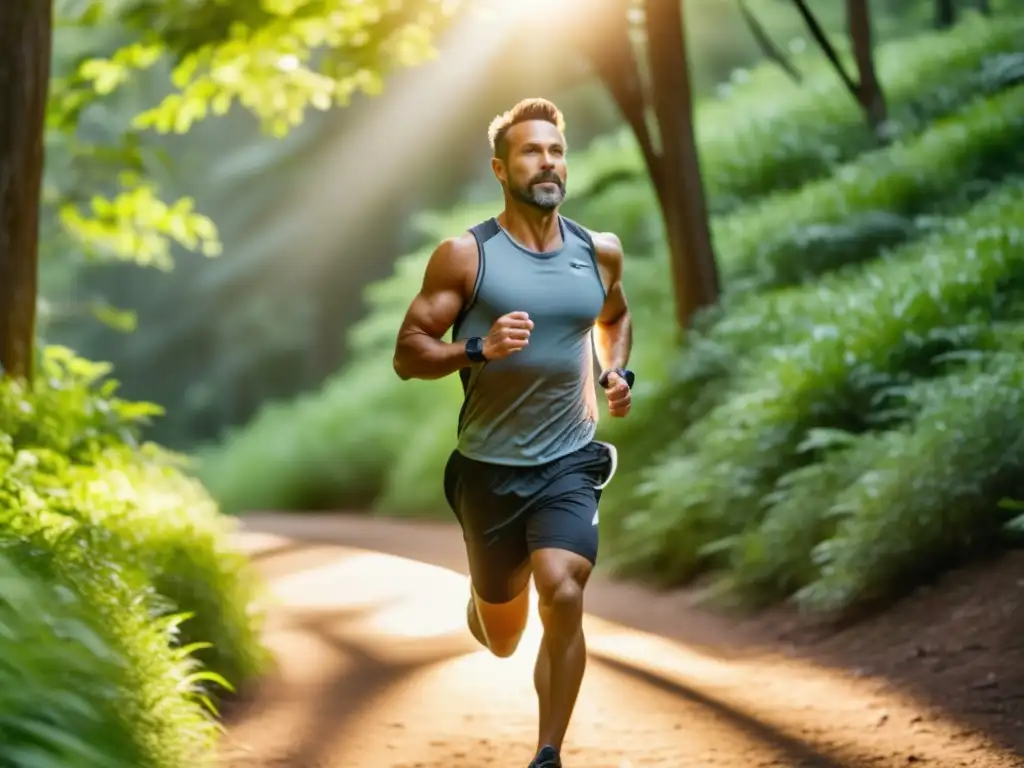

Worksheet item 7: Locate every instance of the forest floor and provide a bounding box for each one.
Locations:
[219,513,1024,768]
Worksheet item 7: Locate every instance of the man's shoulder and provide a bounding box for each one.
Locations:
[432,230,480,267]
[561,216,622,261]
[423,230,483,295]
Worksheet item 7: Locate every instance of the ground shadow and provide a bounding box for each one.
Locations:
[233,514,1024,762]
[222,601,474,768]
[592,653,846,767]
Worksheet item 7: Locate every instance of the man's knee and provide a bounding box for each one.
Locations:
[538,573,584,614]
[471,585,530,658]
[532,549,590,635]
[486,630,524,658]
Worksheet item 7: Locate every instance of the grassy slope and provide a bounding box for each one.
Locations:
[0,348,268,767]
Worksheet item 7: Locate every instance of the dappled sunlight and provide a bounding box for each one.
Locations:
[225,532,1023,768]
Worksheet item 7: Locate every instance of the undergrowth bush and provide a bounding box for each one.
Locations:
[574,82,1024,507]
[581,13,1024,219]
[600,181,1024,604]
[792,347,1024,613]
[718,82,1024,292]
[0,550,145,768]
[0,347,268,767]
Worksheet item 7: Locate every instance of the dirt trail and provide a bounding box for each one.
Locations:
[220,513,1023,768]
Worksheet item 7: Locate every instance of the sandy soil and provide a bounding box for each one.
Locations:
[218,513,1024,768]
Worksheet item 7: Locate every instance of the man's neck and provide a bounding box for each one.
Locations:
[498,204,562,253]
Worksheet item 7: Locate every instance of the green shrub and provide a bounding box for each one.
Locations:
[719,82,1024,292]
[598,84,1024,518]
[600,181,1024,587]
[563,19,1024,250]
[585,83,1024,476]
[0,550,145,768]
[699,346,1024,614]
[795,348,1024,613]
[638,14,1024,214]
[1,456,219,768]
[0,347,268,767]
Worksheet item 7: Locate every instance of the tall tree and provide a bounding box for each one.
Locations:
[934,0,957,28]
[0,0,54,380]
[576,0,720,329]
[847,0,886,129]
[791,0,887,131]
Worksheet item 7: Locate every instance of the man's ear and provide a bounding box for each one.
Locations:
[491,156,507,185]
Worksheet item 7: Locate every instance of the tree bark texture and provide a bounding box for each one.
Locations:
[847,0,887,130]
[934,0,956,29]
[0,0,53,380]
[644,0,721,328]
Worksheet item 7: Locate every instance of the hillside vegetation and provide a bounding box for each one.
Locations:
[199,14,1024,616]
[0,347,268,767]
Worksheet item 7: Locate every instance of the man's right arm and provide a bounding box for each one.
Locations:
[392,236,476,381]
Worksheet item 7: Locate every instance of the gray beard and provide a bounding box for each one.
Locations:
[511,181,565,211]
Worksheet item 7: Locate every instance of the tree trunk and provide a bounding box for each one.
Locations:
[643,0,720,328]
[934,0,957,28]
[572,0,666,215]
[0,0,52,381]
[846,0,886,131]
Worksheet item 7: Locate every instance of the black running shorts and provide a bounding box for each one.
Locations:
[443,440,617,605]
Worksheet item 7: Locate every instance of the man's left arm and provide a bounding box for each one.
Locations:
[592,232,633,417]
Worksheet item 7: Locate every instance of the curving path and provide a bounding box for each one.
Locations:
[219,513,1023,768]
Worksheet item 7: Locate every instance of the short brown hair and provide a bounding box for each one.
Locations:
[487,98,566,160]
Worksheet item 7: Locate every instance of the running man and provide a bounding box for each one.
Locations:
[392,97,633,768]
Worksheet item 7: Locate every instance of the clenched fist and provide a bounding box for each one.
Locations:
[601,369,632,418]
[482,311,534,360]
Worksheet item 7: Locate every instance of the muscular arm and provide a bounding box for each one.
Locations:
[392,235,477,381]
[592,231,632,372]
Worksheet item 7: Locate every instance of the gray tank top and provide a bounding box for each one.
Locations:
[451,215,607,466]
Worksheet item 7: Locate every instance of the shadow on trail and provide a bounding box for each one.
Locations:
[592,653,843,767]
[236,512,771,661]
[280,612,469,768]
[227,517,1024,768]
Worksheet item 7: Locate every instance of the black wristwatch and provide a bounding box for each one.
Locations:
[465,336,488,363]
[599,367,635,389]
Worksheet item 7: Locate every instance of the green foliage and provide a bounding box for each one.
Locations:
[81,0,458,136]
[600,14,1024,217]
[704,16,1024,210]
[0,347,268,767]
[602,181,1024,608]
[0,551,144,768]
[595,80,1024,483]
[793,349,1024,613]
[46,25,224,273]
[41,0,458,344]
[718,81,1024,292]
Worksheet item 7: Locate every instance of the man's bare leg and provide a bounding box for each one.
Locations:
[530,548,591,754]
[534,634,552,748]
[467,583,530,658]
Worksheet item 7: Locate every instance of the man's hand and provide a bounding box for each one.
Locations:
[482,311,534,360]
[602,370,631,418]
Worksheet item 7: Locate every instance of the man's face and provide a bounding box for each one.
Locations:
[496,120,567,211]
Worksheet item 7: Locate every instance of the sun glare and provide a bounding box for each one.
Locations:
[477,0,590,22]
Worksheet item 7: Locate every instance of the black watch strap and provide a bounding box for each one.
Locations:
[599,367,635,389]
[465,336,488,363]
